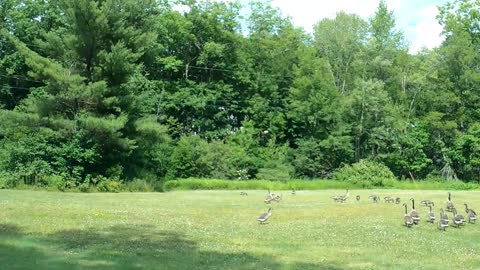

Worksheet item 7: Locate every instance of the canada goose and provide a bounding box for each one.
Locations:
[332,189,349,203]
[291,189,296,195]
[384,196,395,203]
[438,208,449,230]
[446,192,454,212]
[410,198,421,224]
[240,191,248,196]
[337,189,350,203]
[427,205,436,223]
[258,208,272,224]
[369,195,379,203]
[356,195,360,202]
[395,197,401,204]
[452,208,465,227]
[264,189,276,203]
[272,194,282,202]
[421,200,434,207]
[464,204,477,223]
[403,203,414,227]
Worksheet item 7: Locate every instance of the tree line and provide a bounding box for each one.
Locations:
[0,0,479,189]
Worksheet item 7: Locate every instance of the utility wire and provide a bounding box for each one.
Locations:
[0,74,43,83]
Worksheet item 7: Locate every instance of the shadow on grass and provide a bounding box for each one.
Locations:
[0,223,345,270]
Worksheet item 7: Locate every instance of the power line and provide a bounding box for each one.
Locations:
[1,85,34,91]
[11,41,294,80]
[0,74,43,83]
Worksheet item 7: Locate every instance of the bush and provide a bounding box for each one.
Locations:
[124,179,154,192]
[95,176,123,193]
[0,172,14,189]
[256,162,293,181]
[163,178,352,191]
[393,177,479,190]
[78,182,93,193]
[41,175,64,191]
[334,160,397,188]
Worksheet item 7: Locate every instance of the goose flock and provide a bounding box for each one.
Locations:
[401,192,477,230]
[252,189,477,229]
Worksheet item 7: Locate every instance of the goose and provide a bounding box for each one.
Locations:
[395,197,401,204]
[438,208,449,230]
[240,191,248,196]
[410,198,421,224]
[258,208,272,224]
[264,190,275,203]
[336,189,350,203]
[403,203,414,227]
[464,204,477,223]
[446,192,454,212]
[421,200,434,207]
[291,189,296,195]
[427,205,436,223]
[452,208,464,227]
[356,195,360,202]
[384,196,395,203]
[369,195,379,203]
[272,194,282,202]
[264,196,272,204]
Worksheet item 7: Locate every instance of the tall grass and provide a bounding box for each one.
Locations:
[163,178,480,191]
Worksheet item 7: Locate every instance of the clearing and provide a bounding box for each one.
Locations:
[0,189,479,269]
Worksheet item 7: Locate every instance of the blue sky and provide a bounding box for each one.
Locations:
[204,0,449,53]
[270,0,450,53]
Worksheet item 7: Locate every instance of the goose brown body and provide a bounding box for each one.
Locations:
[403,203,414,227]
[410,198,421,224]
[464,204,477,223]
[258,208,272,224]
[438,208,449,230]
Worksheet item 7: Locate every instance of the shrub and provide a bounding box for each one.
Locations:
[256,162,293,181]
[95,176,123,193]
[124,179,154,192]
[78,182,92,193]
[163,178,352,191]
[0,172,14,189]
[334,160,397,188]
[41,175,64,191]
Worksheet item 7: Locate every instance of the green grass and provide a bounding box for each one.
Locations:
[1,189,480,269]
[164,178,480,191]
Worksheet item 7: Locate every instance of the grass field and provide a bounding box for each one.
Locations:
[1,190,479,270]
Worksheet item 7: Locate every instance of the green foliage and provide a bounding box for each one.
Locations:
[41,175,65,191]
[381,123,432,179]
[163,177,479,191]
[95,177,122,193]
[334,160,397,188]
[124,179,154,192]
[292,137,353,178]
[1,0,480,188]
[163,178,352,191]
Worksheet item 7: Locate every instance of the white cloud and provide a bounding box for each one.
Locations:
[271,0,402,32]
[183,0,447,53]
[268,0,445,52]
[405,5,445,53]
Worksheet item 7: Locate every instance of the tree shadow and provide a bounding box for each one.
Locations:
[0,223,346,270]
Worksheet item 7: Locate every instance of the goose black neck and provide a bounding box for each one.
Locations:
[404,204,407,214]
[411,199,415,209]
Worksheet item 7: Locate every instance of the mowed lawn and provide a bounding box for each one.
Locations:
[0,190,479,270]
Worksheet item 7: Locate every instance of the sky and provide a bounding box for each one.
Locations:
[269,0,449,53]
[203,0,450,53]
